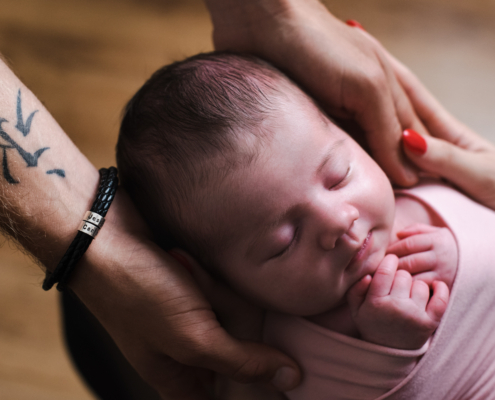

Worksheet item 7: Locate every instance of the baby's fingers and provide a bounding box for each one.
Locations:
[347,274,372,315]
[410,279,430,309]
[395,223,438,239]
[387,233,433,258]
[426,280,450,323]
[367,254,399,297]
[390,270,413,299]
[397,251,436,275]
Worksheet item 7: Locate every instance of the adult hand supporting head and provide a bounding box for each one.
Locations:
[389,54,495,210]
[205,0,429,186]
[69,190,300,399]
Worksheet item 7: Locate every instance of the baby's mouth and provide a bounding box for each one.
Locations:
[347,230,373,271]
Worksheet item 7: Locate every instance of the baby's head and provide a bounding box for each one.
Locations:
[117,52,395,316]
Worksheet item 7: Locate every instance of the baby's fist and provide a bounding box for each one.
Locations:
[387,223,457,289]
[347,254,449,350]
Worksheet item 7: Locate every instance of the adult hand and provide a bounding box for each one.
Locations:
[0,53,299,399]
[69,191,300,400]
[389,54,495,210]
[205,0,429,186]
[168,249,287,399]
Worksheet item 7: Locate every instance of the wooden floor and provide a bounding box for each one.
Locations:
[1,0,495,398]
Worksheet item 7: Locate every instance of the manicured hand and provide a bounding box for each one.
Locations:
[206,0,430,186]
[387,223,458,289]
[386,52,495,210]
[347,254,449,350]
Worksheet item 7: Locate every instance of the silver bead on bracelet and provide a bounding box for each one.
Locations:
[78,211,105,238]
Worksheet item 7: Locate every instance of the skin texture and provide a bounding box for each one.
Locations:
[1,0,491,398]
[0,42,299,400]
[388,54,495,210]
[175,86,453,398]
[205,0,430,187]
[196,89,452,348]
[210,93,395,316]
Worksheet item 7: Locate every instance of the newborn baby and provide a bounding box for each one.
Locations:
[117,52,462,399]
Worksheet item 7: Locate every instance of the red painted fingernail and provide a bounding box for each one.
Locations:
[346,19,366,31]
[403,129,427,155]
[168,250,193,274]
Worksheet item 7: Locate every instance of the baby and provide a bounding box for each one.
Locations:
[117,53,495,399]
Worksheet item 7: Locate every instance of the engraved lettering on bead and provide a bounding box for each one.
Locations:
[78,220,99,238]
[82,211,105,228]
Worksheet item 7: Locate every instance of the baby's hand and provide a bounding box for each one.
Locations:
[347,255,449,350]
[387,223,458,289]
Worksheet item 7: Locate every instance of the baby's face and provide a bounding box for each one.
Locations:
[210,94,395,315]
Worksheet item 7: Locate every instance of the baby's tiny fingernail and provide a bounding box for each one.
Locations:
[346,19,366,31]
[271,367,299,391]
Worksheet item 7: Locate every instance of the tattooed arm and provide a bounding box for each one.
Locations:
[0,60,299,399]
[0,62,97,261]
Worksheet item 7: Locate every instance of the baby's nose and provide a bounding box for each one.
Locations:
[318,205,359,251]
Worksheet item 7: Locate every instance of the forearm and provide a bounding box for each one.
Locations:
[0,58,99,271]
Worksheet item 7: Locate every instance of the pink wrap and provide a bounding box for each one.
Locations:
[264,182,495,399]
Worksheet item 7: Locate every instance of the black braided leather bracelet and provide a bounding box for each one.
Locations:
[43,167,119,291]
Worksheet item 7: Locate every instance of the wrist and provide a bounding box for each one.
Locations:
[67,189,152,305]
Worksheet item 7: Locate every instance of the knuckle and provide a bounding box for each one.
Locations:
[368,297,387,311]
[414,279,429,291]
[370,76,389,98]
[434,142,457,169]
[360,64,389,96]
[402,237,417,253]
[172,332,217,367]
[230,359,264,383]
[396,269,412,279]
[376,265,393,278]
[399,257,414,272]
[175,345,210,367]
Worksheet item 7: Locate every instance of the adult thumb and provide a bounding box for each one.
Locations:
[402,129,495,205]
[194,330,301,391]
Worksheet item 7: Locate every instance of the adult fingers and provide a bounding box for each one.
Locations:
[164,250,301,390]
[367,254,399,297]
[187,329,301,391]
[169,249,264,341]
[142,358,212,400]
[402,130,495,210]
[386,50,488,149]
[346,25,421,186]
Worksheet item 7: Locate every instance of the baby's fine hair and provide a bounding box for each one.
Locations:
[117,52,293,260]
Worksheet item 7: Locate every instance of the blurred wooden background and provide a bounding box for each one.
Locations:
[1,0,494,398]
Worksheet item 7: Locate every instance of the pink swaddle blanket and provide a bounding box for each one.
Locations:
[264,182,495,400]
